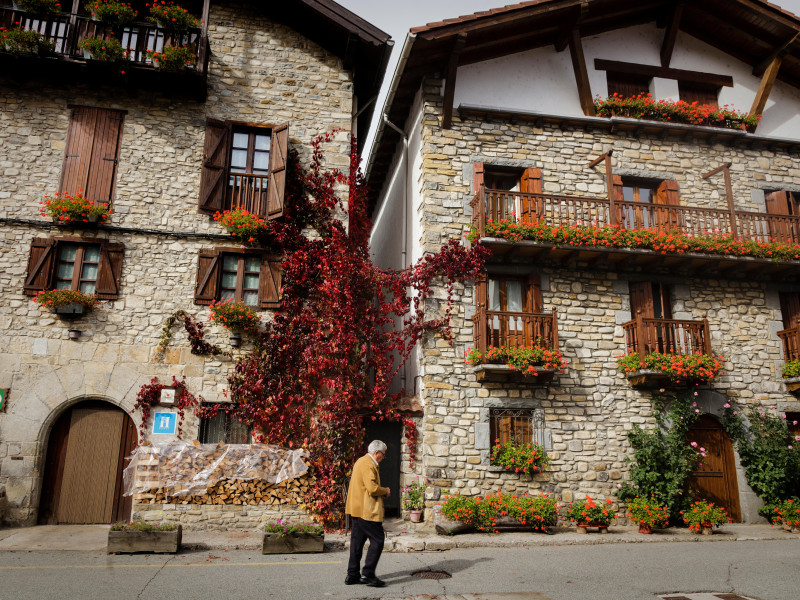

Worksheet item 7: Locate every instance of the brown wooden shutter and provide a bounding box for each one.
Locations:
[629,281,655,318]
[199,119,230,213]
[266,122,289,220]
[526,273,542,313]
[473,162,485,192]
[520,168,542,221]
[195,249,220,305]
[24,238,56,295]
[765,190,790,215]
[259,256,283,309]
[95,241,124,300]
[780,292,800,330]
[612,174,624,200]
[655,180,680,230]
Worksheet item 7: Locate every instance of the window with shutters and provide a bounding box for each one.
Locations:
[678,81,719,109]
[194,248,281,309]
[60,107,125,206]
[475,163,542,222]
[607,72,651,99]
[198,404,251,444]
[199,119,289,219]
[24,237,125,300]
[613,176,681,231]
[764,190,800,244]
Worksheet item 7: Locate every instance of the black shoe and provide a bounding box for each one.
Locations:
[361,576,386,587]
[344,575,363,585]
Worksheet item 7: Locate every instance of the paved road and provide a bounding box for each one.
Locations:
[0,539,797,600]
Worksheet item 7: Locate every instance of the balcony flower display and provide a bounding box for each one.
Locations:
[565,496,615,527]
[594,93,760,131]
[80,36,129,62]
[466,343,567,375]
[40,191,111,225]
[33,289,98,314]
[87,0,138,29]
[1,27,55,55]
[213,207,271,246]
[146,45,195,70]
[15,0,61,18]
[618,351,722,385]
[148,1,199,34]
[208,298,260,333]
[681,499,730,534]
[490,438,550,476]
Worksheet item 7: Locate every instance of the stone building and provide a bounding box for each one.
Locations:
[0,0,390,528]
[368,0,800,523]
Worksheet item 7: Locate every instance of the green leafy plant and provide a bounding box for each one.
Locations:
[594,93,760,131]
[16,0,62,18]
[490,439,550,475]
[148,0,199,33]
[208,299,260,333]
[80,36,128,62]
[772,498,800,528]
[681,500,730,532]
[781,359,800,379]
[618,351,723,384]
[627,496,670,528]
[110,521,177,531]
[440,492,558,533]
[1,27,56,55]
[39,190,111,224]
[147,44,195,70]
[33,289,98,311]
[564,496,615,525]
[264,520,323,537]
[87,0,138,28]
[401,478,425,511]
[213,207,272,246]
[466,343,567,375]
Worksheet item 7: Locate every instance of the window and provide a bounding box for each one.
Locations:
[476,274,547,348]
[489,408,545,448]
[195,248,281,309]
[24,237,124,299]
[764,190,800,243]
[198,404,250,444]
[629,281,672,320]
[613,176,680,230]
[474,163,542,222]
[199,119,289,218]
[607,72,650,99]
[678,81,719,109]
[60,107,125,205]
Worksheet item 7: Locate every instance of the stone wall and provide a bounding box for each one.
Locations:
[0,2,354,526]
[412,79,800,522]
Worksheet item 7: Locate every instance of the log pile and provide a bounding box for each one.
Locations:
[134,473,315,505]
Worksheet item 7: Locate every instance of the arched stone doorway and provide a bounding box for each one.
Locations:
[687,414,741,522]
[39,399,137,524]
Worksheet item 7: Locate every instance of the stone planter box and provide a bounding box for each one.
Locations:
[107,525,182,554]
[472,364,556,384]
[262,532,324,554]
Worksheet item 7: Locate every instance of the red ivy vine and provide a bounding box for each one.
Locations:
[134,376,202,441]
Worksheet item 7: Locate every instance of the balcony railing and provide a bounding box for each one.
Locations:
[471,187,800,246]
[777,326,800,363]
[473,307,559,354]
[622,315,711,356]
[0,7,207,75]
[228,173,270,216]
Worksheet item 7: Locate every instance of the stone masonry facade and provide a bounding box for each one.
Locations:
[410,79,800,523]
[0,2,354,528]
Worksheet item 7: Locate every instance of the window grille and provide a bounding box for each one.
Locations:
[489,408,546,448]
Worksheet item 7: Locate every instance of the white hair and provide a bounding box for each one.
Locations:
[368,440,387,454]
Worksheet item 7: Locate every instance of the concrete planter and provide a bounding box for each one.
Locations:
[107,525,182,554]
[262,532,324,554]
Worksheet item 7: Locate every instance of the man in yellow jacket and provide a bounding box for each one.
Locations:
[344,440,390,588]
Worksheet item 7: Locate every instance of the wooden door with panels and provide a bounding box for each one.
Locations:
[687,415,741,522]
[629,281,672,354]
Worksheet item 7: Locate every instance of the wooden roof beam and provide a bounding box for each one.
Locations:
[442,33,467,130]
[660,2,684,67]
[567,28,595,117]
[751,55,782,121]
[554,6,584,52]
[753,32,799,77]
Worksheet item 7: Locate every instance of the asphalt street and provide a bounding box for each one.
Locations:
[0,539,797,600]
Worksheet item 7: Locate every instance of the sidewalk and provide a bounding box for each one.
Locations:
[0,519,795,552]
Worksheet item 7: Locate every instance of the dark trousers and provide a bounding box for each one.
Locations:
[347,517,385,578]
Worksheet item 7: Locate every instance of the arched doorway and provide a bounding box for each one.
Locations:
[39,400,137,524]
[688,414,741,522]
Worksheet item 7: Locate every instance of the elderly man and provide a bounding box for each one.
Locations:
[344,439,390,588]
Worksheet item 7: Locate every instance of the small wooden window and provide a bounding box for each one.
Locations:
[678,82,719,109]
[195,248,281,309]
[607,72,650,99]
[198,404,250,444]
[220,254,261,307]
[489,408,546,450]
[55,244,101,294]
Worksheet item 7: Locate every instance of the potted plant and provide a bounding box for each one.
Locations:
[262,520,324,554]
[146,44,195,70]
[781,359,800,393]
[564,496,615,533]
[86,0,138,29]
[80,36,129,62]
[773,498,800,532]
[490,438,550,476]
[15,0,62,18]
[401,478,425,522]
[208,298,260,345]
[618,351,723,387]
[33,288,98,316]
[1,27,56,55]
[213,207,271,247]
[681,500,730,535]
[107,521,181,553]
[627,496,669,534]
[148,1,198,34]
[39,191,112,225]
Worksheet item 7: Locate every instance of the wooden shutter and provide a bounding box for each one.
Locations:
[765,190,791,216]
[780,292,800,330]
[612,174,624,200]
[60,107,124,204]
[526,273,542,313]
[95,242,124,300]
[655,180,681,231]
[473,162,485,192]
[198,119,230,213]
[194,249,220,305]
[266,122,289,220]
[24,238,56,295]
[629,281,655,318]
[259,256,283,309]
[520,168,542,221]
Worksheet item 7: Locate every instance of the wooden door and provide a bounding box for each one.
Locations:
[688,415,741,522]
[39,401,136,524]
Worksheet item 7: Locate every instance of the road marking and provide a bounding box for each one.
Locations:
[0,560,341,570]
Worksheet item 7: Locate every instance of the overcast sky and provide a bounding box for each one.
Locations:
[335,0,800,162]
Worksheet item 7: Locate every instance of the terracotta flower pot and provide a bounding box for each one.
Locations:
[409,509,423,523]
[700,520,713,535]
[638,522,652,534]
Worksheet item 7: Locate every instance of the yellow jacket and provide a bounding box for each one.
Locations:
[345,454,388,522]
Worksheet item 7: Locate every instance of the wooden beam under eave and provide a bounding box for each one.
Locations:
[567,29,595,117]
[660,2,683,67]
[442,33,468,130]
[751,55,782,118]
[753,33,799,77]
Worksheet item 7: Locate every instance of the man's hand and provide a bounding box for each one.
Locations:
[385,487,390,497]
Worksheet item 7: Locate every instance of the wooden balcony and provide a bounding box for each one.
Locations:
[0,7,208,97]
[622,315,711,356]
[778,326,800,363]
[473,307,559,354]
[228,174,270,217]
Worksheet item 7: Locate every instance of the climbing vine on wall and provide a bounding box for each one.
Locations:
[134,376,202,440]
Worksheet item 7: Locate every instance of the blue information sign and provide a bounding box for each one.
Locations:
[152,412,177,435]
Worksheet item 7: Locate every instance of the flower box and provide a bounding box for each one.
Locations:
[107,524,181,554]
[625,369,672,389]
[783,376,800,394]
[262,532,324,554]
[54,303,86,316]
[472,364,556,383]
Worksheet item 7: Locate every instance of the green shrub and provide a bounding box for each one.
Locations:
[1,27,55,55]
[627,496,669,528]
[490,439,550,475]
[147,44,195,70]
[86,0,138,28]
[440,491,558,533]
[264,520,323,537]
[781,359,800,379]
[110,521,177,531]
[564,496,615,525]
[681,500,730,532]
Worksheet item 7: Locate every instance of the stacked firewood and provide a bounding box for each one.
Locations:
[134,474,315,505]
